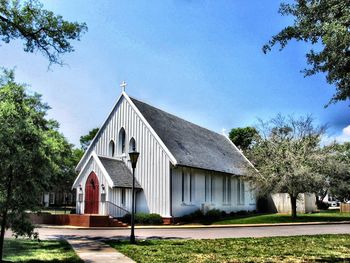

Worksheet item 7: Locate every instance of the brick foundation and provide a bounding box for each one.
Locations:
[29,214,126,227]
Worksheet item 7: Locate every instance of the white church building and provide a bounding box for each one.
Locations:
[73,90,256,221]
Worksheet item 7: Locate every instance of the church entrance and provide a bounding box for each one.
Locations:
[84,172,99,214]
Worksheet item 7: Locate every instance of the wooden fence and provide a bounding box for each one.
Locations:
[340,203,350,213]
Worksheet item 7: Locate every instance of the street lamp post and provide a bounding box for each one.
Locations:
[129,151,139,244]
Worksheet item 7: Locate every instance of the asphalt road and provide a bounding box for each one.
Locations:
[5,224,350,240]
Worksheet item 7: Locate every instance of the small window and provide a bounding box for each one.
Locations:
[211,176,215,202]
[237,178,245,205]
[101,193,106,202]
[223,176,231,204]
[108,140,115,157]
[129,137,136,152]
[49,193,55,204]
[181,170,185,202]
[189,170,193,203]
[121,188,126,206]
[118,128,126,154]
[63,193,68,204]
[205,174,210,202]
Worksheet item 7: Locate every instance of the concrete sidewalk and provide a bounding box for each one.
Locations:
[66,238,134,263]
[38,220,350,230]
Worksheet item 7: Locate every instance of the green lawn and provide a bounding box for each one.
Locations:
[211,211,350,225]
[3,238,82,262]
[106,234,350,263]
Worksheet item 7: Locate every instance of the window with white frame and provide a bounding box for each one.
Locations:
[205,174,210,202]
[237,178,245,205]
[189,170,194,203]
[108,140,115,157]
[129,137,136,152]
[211,175,215,202]
[118,128,126,154]
[181,168,194,203]
[49,193,55,204]
[222,176,231,204]
[121,188,126,206]
[181,169,186,203]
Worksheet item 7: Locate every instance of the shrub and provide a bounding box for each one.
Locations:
[179,209,204,223]
[317,202,330,210]
[120,213,163,225]
[205,209,222,221]
[236,210,248,216]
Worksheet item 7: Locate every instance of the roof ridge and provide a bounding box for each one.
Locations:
[129,96,227,139]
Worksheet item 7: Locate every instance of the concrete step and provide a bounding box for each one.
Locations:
[108,217,128,227]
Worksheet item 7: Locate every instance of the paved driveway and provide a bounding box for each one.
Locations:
[5,224,350,240]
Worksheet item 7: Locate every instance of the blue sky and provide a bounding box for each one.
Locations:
[1,0,349,146]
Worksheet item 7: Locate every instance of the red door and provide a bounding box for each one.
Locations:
[84,172,99,214]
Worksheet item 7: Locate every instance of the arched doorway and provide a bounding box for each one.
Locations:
[84,172,99,214]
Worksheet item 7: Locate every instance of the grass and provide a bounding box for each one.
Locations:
[106,234,350,263]
[3,238,82,262]
[39,207,73,215]
[210,210,350,225]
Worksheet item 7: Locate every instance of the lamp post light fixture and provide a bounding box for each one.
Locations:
[129,150,139,244]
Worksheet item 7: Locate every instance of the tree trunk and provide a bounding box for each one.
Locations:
[290,194,297,219]
[0,207,8,262]
[0,175,13,262]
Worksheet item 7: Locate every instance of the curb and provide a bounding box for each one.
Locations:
[37,221,350,230]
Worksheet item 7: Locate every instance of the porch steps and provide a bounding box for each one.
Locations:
[109,217,128,227]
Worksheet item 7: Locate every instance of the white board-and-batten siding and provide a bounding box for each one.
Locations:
[79,96,172,217]
[171,166,256,217]
[76,157,109,215]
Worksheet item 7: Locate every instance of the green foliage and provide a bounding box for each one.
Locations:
[0,69,74,259]
[179,209,204,223]
[122,213,163,225]
[107,234,350,263]
[325,142,350,201]
[229,127,258,151]
[246,114,328,217]
[178,209,254,224]
[205,209,222,221]
[80,127,99,151]
[263,0,350,105]
[0,0,87,65]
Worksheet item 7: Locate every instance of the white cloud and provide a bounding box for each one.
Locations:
[343,125,350,137]
[321,124,350,145]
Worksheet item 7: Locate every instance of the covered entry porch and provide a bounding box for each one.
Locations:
[73,152,141,218]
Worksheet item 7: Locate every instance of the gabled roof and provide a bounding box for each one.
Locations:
[130,97,249,175]
[98,156,142,189]
[76,92,177,172]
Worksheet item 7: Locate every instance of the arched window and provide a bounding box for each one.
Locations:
[118,128,126,154]
[108,140,115,157]
[129,137,136,152]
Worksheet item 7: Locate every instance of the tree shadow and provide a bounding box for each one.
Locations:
[4,239,82,262]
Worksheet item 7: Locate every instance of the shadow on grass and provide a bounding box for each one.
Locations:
[4,239,82,262]
[209,211,350,225]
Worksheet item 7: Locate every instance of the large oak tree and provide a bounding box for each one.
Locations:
[246,114,327,218]
[0,70,75,260]
[264,0,350,105]
[0,0,87,65]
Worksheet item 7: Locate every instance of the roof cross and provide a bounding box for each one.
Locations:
[120,80,127,92]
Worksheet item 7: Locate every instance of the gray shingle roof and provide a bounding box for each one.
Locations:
[98,156,142,188]
[130,97,249,175]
